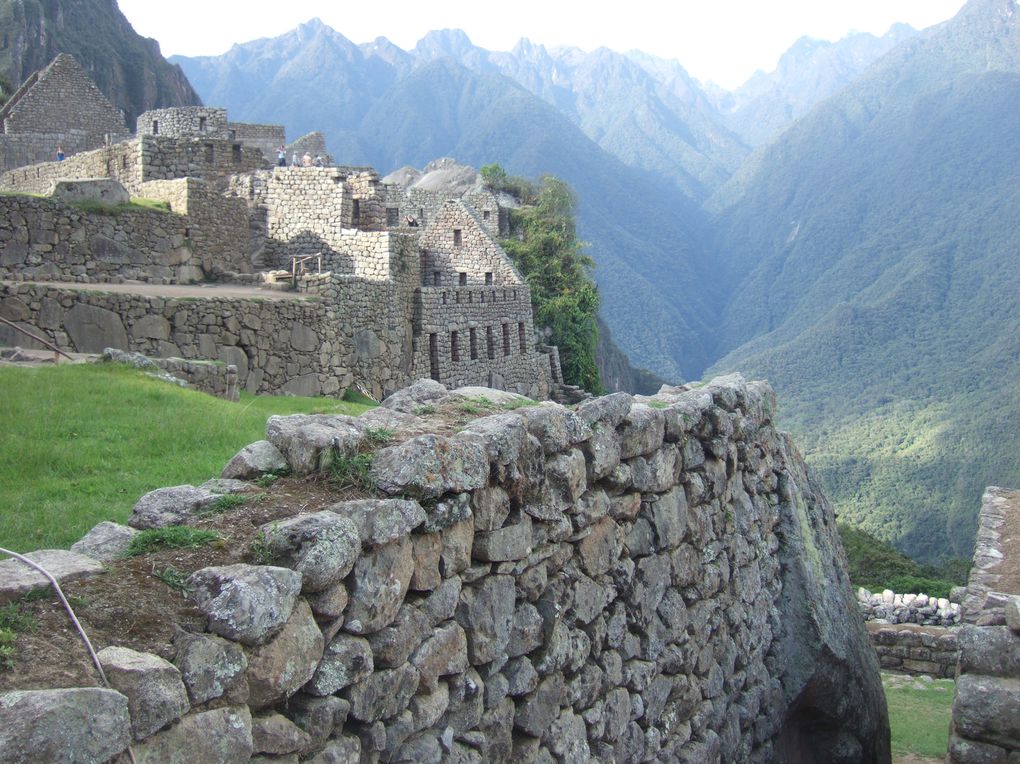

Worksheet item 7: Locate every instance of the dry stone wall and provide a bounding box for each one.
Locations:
[0,194,194,284]
[137,107,230,139]
[0,189,247,284]
[947,488,1020,763]
[0,375,891,763]
[866,624,959,679]
[0,54,126,139]
[0,282,347,397]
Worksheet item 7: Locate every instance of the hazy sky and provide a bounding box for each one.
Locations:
[117,0,967,89]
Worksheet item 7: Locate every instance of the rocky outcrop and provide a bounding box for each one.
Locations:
[0,376,890,762]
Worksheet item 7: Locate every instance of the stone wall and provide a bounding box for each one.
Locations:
[0,140,142,195]
[857,587,961,627]
[947,487,1020,763]
[286,131,333,166]
[420,200,520,287]
[231,122,287,162]
[0,282,347,397]
[412,285,549,397]
[0,129,118,172]
[137,107,230,139]
[0,193,193,284]
[139,179,253,277]
[0,375,891,763]
[0,54,126,139]
[0,189,246,284]
[867,623,958,679]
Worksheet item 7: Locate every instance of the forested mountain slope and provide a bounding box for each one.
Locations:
[707,0,1020,562]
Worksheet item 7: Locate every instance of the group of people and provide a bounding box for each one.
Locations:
[276,145,324,168]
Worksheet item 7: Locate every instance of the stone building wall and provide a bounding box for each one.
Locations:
[420,201,521,287]
[0,130,117,173]
[0,140,143,195]
[412,285,548,397]
[286,131,333,166]
[0,375,891,764]
[0,54,126,139]
[139,179,253,277]
[232,122,287,162]
[136,107,230,139]
[947,487,1020,763]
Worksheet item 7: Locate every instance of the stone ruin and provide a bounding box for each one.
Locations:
[0,55,563,402]
[0,375,892,762]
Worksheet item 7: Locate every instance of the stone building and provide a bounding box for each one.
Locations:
[0,67,557,400]
[0,54,129,171]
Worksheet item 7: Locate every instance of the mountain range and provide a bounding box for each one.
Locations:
[7,0,1018,564]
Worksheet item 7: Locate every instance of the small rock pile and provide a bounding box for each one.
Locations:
[857,587,961,626]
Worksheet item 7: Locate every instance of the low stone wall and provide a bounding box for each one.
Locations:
[0,376,892,763]
[0,282,345,396]
[947,488,1020,763]
[857,587,961,627]
[0,193,196,284]
[867,623,958,679]
[99,348,240,401]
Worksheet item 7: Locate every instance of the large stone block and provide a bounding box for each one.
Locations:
[0,688,130,764]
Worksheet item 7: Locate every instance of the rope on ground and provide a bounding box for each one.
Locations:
[0,547,137,764]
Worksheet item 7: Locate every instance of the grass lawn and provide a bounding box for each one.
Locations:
[883,672,954,759]
[0,362,374,552]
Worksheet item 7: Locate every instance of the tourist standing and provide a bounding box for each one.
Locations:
[277,145,287,167]
[56,145,65,161]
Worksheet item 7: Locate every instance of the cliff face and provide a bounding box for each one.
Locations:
[0,0,201,127]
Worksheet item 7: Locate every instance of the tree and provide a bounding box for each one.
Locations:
[499,172,603,393]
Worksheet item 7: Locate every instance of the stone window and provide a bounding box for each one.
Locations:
[519,322,527,353]
[386,208,400,227]
[429,334,439,380]
[459,272,467,286]
[418,207,425,223]
[483,210,491,221]
[442,292,448,305]
[232,144,242,163]
[433,270,441,286]
[470,329,478,360]
[485,272,493,285]
[450,331,460,362]
[480,292,485,303]
[152,120,159,134]
[503,324,511,356]
[352,200,361,223]
[121,155,128,170]
[486,327,496,360]
[453,229,462,247]
[204,143,215,163]
[199,116,208,132]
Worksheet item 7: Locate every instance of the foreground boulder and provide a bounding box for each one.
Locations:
[0,688,130,763]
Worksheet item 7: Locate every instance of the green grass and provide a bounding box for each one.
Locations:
[0,600,38,671]
[68,198,171,216]
[123,526,221,558]
[0,363,373,552]
[883,673,954,758]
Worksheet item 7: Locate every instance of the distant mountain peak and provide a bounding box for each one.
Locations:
[414,28,478,59]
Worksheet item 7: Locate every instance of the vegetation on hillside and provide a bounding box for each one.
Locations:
[0,363,373,552]
[483,164,603,393]
[839,525,968,599]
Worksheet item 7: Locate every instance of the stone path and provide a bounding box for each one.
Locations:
[2,280,311,301]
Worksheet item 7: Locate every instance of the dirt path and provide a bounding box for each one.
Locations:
[2,279,310,301]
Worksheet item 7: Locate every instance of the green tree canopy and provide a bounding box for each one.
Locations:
[495,169,602,393]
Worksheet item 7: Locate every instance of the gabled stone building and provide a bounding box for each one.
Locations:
[0,54,129,171]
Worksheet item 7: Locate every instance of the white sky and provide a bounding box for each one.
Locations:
[117,0,967,89]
